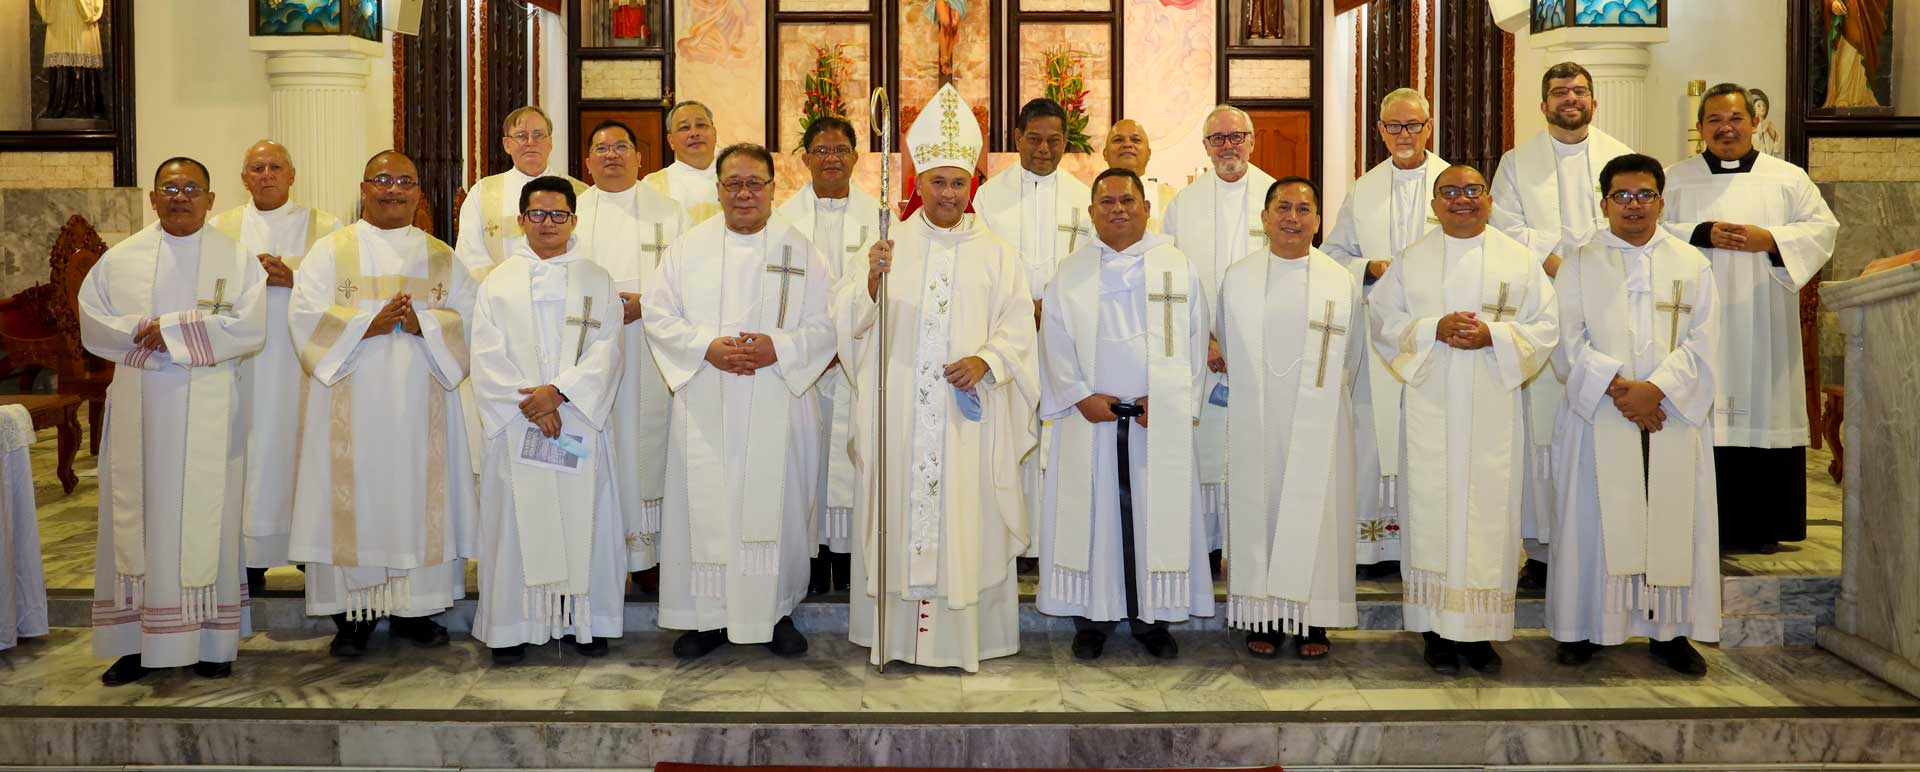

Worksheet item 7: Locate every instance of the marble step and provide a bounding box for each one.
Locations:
[41,573,1835,648]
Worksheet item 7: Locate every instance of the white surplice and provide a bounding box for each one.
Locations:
[286,222,479,620]
[1162,164,1278,550]
[210,201,342,568]
[1369,228,1558,642]
[83,224,266,667]
[470,243,627,647]
[778,183,883,552]
[0,406,44,652]
[836,211,1037,672]
[1661,150,1838,449]
[1219,248,1363,632]
[578,182,687,570]
[1036,235,1212,624]
[1322,152,1449,564]
[642,160,721,226]
[1548,229,1721,645]
[643,217,836,643]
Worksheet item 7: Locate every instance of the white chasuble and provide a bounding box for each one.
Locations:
[471,244,627,647]
[454,168,590,276]
[835,212,1037,672]
[642,160,721,226]
[1661,150,1838,448]
[82,223,266,666]
[1037,236,1211,623]
[1322,152,1449,564]
[1547,230,1722,645]
[778,183,885,551]
[1162,164,1277,546]
[578,182,687,570]
[1369,228,1558,642]
[211,201,342,568]
[286,222,479,620]
[643,218,836,643]
[1221,248,1362,633]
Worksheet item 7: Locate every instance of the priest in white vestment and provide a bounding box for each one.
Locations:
[1,404,45,654]
[471,177,628,663]
[1548,153,1719,676]
[1222,177,1361,660]
[576,119,688,581]
[454,106,591,275]
[1662,83,1838,553]
[1037,169,1210,661]
[1322,89,1448,570]
[1102,119,1181,234]
[976,98,1093,563]
[287,151,479,658]
[644,143,837,659]
[775,116,883,591]
[838,84,1039,673]
[1369,165,1558,675]
[84,158,266,685]
[1162,105,1278,556]
[641,100,722,225]
[1490,65,1636,584]
[209,140,342,595]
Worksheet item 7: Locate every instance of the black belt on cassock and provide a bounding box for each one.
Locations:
[1109,401,1145,619]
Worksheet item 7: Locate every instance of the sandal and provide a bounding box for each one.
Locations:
[1245,630,1286,659]
[1295,627,1331,660]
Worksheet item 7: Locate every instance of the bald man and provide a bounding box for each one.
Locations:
[208,141,342,595]
[1101,120,1179,233]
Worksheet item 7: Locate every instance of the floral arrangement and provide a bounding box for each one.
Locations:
[1042,48,1093,153]
[800,44,854,138]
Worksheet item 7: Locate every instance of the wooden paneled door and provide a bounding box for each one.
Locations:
[576,108,666,187]
[1247,108,1313,180]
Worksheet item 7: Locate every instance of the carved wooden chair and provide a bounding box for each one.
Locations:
[0,214,113,493]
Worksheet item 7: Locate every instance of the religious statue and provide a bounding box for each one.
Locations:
[1246,0,1286,41]
[926,0,965,84]
[1750,88,1784,157]
[1820,0,1889,109]
[611,0,650,45]
[33,0,107,121]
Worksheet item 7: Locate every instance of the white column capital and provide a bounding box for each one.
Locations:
[1537,36,1665,154]
[247,35,385,223]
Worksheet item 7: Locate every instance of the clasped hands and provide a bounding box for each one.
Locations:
[363,293,423,339]
[1708,222,1777,254]
[1435,311,1494,350]
[1076,394,1150,428]
[133,318,169,353]
[1607,374,1667,432]
[705,333,779,375]
[518,384,565,439]
[257,253,294,288]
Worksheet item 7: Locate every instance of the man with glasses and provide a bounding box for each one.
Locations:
[1368,165,1558,675]
[470,176,629,665]
[1489,64,1636,591]
[83,157,266,685]
[1163,105,1278,567]
[1662,83,1838,555]
[1322,87,1449,576]
[643,143,836,660]
[642,100,723,225]
[1548,153,1719,675]
[775,116,883,594]
[455,106,589,275]
[286,150,479,660]
[575,119,688,590]
[975,98,1092,571]
[207,140,342,597]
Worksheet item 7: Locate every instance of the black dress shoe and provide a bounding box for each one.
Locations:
[329,613,366,658]
[766,616,808,657]
[100,654,151,686]
[808,555,832,594]
[829,551,853,592]
[1359,560,1401,581]
[491,644,526,666]
[1556,640,1602,666]
[191,661,232,679]
[1071,629,1107,660]
[1459,641,1503,674]
[1755,542,1782,555]
[1133,627,1179,659]
[1649,637,1708,675]
[1016,557,1040,576]
[1209,549,1224,578]
[570,636,610,658]
[246,566,270,597]
[673,628,729,659]
[1517,559,1549,591]
[389,616,450,648]
[1422,631,1459,674]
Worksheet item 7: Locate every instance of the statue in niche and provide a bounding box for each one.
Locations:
[1819,0,1890,109]
[1246,0,1286,41]
[924,0,966,84]
[33,0,107,121]
[611,0,651,45]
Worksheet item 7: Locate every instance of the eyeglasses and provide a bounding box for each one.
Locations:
[592,142,634,156]
[364,175,419,191]
[1606,190,1661,205]
[721,178,771,194]
[1381,121,1429,135]
[158,184,206,199]
[1436,184,1487,200]
[1548,87,1593,99]
[808,145,855,157]
[1204,131,1251,148]
[523,209,574,224]
[508,130,551,144]
[1267,202,1316,215]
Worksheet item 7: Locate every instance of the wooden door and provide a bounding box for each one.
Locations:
[1247,108,1313,180]
[576,107,666,187]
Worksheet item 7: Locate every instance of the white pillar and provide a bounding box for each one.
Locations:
[248,36,386,223]
[1532,27,1667,158]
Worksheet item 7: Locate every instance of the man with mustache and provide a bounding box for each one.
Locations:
[1661,83,1838,555]
[208,140,342,597]
[455,106,589,276]
[1322,88,1449,576]
[642,100,723,225]
[1162,105,1278,566]
[1368,165,1558,675]
[1489,63,1635,592]
[1101,120,1178,233]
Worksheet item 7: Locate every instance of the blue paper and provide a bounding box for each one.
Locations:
[1208,382,1230,407]
[549,433,589,459]
[955,386,983,422]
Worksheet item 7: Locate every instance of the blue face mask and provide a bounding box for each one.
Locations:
[954,385,983,422]
[1208,382,1230,407]
[549,432,589,459]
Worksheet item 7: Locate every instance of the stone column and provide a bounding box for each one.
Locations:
[248,36,386,223]
[1530,27,1668,154]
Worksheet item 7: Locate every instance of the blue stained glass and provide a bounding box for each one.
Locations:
[1574,0,1660,25]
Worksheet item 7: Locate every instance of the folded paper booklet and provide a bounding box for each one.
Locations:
[518,425,591,474]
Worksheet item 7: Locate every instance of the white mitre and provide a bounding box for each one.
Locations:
[907,83,983,173]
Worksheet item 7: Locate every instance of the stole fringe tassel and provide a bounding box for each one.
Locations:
[691,543,781,599]
[1201,484,1225,519]
[346,575,411,623]
[1379,475,1399,514]
[181,585,218,625]
[1227,595,1311,635]
[522,582,593,643]
[823,507,852,541]
[1404,567,1513,621]
[1605,574,1692,624]
[1048,567,1190,612]
[1535,446,1553,480]
[639,498,662,537]
[113,574,144,612]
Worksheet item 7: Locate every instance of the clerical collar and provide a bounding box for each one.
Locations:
[918,210,971,235]
[673,160,717,179]
[507,166,538,181]
[816,194,850,212]
[1021,168,1055,186]
[161,227,201,244]
[252,200,296,220]
[1706,148,1759,174]
[724,224,768,245]
[1551,134,1589,156]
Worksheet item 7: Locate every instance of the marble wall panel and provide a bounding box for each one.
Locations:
[0,186,143,297]
[1811,180,1920,383]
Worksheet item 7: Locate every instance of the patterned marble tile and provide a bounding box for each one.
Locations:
[557,685,665,710]
[1059,687,1166,711]
[1259,687,1372,711]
